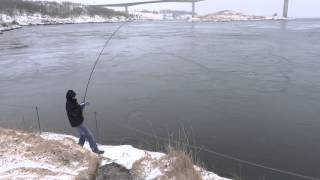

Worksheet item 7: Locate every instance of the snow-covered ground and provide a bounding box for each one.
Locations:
[0,128,230,180]
[0,128,99,179]
[41,132,230,180]
[0,14,21,33]
[0,13,126,33]
[0,24,21,33]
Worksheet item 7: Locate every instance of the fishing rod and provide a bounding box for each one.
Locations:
[83,21,129,104]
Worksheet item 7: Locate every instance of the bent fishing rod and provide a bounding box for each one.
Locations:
[83,21,129,104]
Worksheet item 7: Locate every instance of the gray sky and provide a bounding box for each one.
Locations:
[41,0,320,17]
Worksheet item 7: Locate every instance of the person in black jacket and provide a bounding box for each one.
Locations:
[66,90,104,154]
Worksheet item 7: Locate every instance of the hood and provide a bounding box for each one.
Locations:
[66,90,76,101]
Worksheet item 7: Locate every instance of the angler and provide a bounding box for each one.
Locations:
[65,90,104,154]
[66,22,127,155]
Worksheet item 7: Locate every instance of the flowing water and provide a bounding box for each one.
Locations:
[1,20,320,180]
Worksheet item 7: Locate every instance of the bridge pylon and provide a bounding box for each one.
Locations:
[192,2,196,17]
[283,0,289,18]
[125,6,129,15]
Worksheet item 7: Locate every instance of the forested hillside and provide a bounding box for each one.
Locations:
[0,0,126,18]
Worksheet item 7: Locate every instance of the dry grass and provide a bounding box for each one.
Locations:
[162,146,202,180]
[131,153,150,178]
[131,128,203,180]
[131,146,202,180]
[0,128,100,180]
[163,128,203,180]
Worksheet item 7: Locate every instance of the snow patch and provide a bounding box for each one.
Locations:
[0,129,98,179]
[146,168,162,180]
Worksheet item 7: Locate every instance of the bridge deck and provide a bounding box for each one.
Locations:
[91,0,204,7]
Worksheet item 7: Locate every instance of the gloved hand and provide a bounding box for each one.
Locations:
[80,102,90,107]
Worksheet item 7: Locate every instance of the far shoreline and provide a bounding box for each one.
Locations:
[1,18,294,34]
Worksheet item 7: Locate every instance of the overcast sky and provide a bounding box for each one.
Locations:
[39,0,320,17]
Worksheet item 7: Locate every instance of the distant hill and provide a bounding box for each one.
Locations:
[0,0,129,32]
[194,10,284,22]
[0,0,126,18]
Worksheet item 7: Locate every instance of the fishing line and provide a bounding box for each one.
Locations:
[83,21,129,103]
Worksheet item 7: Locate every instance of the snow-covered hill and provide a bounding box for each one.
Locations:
[0,10,191,33]
[193,10,284,22]
[0,0,127,32]
[0,13,126,33]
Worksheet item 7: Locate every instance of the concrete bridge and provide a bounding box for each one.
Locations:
[91,0,204,17]
[92,0,290,18]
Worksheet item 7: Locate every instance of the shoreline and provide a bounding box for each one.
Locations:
[0,11,292,34]
[0,18,289,34]
[0,128,230,180]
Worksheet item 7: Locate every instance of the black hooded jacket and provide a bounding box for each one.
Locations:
[66,91,84,127]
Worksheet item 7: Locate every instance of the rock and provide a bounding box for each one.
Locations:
[96,163,133,180]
